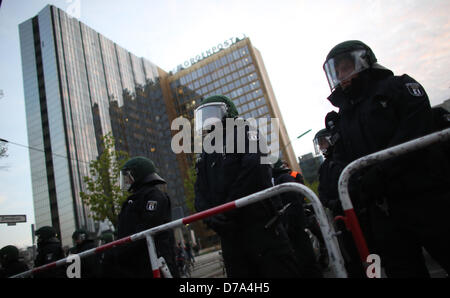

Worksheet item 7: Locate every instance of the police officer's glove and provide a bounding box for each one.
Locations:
[204,214,238,236]
[360,165,386,203]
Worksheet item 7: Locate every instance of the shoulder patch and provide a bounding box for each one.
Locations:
[146,200,158,211]
[247,130,258,141]
[405,82,425,97]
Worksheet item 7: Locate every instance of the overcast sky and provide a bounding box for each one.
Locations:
[1,0,449,249]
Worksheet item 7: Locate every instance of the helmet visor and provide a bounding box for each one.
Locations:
[323,49,370,91]
[314,134,332,156]
[194,102,227,136]
[119,169,134,191]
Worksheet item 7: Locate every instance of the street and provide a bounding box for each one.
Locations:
[188,250,226,278]
[184,248,447,278]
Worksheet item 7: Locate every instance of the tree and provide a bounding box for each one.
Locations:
[304,180,319,204]
[80,133,129,230]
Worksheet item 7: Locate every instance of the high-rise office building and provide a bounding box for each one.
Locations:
[168,37,300,171]
[20,5,299,247]
[19,5,186,246]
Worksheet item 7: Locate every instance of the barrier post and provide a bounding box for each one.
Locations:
[337,128,450,263]
[145,234,161,278]
[11,182,348,278]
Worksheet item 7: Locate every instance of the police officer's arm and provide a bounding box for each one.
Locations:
[362,75,434,195]
[136,188,171,231]
[194,159,210,212]
[318,160,343,214]
[387,75,433,148]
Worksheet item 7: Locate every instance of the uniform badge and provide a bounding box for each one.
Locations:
[247,130,259,141]
[405,83,424,97]
[146,200,158,211]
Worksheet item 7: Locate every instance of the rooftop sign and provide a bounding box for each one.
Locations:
[172,34,247,74]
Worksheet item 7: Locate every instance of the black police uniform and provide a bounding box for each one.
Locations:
[195,124,300,278]
[70,238,100,278]
[272,169,323,278]
[116,178,179,278]
[328,69,450,277]
[0,250,29,278]
[318,148,371,278]
[0,260,29,278]
[34,238,66,278]
[318,158,345,215]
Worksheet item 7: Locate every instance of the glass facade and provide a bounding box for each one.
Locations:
[39,6,79,244]
[108,80,186,212]
[20,6,297,247]
[169,42,278,155]
[19,19,52,231]
[20,5,186,247]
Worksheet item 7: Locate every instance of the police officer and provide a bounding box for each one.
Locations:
[0,245,29,278]
[272,159,323,278]
[194,95,300,278]
[322,40,450,277]
[69,229,100,278]
[315,124,368,278]
[97,232,117,278]
[117,157,179,278]
[315,127,343,215]
[33,226,66,278]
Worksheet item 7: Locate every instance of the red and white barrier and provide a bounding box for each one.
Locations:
[337,128,450,262]
[12,182,348,278]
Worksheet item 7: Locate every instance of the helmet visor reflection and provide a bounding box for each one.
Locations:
[313,135,332,156]
[194,102,227,136]
[119,170,134,191]
[323,50,370,91]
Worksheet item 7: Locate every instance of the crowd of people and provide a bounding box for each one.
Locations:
[2,40,449,279]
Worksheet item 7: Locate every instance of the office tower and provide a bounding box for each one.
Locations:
[19,5,186,246]
[20,5,299,247]
[168,37,300,171]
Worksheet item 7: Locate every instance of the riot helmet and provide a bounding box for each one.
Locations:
[313,128,333,157]
[35,226,57,244]
[0,245,20,265]
[120,156,166,191]
[323,40,388,92]
[72,229,89,245]
[194,95,238,136]
[99,232,114,244]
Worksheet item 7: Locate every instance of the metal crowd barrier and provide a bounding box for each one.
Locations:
[337,128,450,263]
[12,183,347,278]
